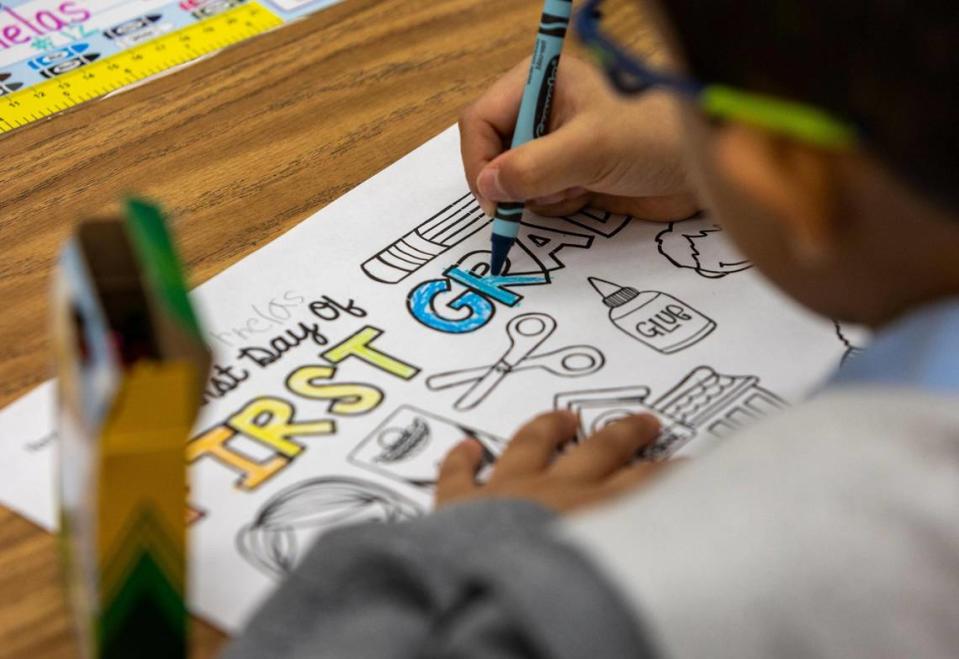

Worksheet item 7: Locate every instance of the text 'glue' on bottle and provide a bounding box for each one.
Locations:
[588,277,716,354]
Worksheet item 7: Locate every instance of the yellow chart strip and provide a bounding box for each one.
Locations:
[0,3,282,134]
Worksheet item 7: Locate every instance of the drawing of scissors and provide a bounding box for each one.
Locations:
[426,313,605,411]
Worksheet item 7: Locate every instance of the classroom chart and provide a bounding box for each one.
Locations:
[0,126,854,632]
[0,0,341,133]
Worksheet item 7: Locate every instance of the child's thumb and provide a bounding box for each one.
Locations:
[476,130,597,203]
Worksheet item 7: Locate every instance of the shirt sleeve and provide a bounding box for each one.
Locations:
[561,389,959,659]
[223,498,658,659]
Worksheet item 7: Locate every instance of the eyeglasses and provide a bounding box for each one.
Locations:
[574,0,858,149]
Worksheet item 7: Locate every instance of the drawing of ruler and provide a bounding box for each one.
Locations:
[0,2,282,135]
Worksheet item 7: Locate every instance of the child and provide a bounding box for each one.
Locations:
[226,0,959,656]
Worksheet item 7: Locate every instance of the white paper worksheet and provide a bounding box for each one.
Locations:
[0,126,852,632]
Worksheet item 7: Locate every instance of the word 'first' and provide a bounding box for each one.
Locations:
[187,326,419,490]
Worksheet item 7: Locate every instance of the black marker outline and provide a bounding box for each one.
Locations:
[426,312,606,410]
[655,216,754,279]
[347,404,506,489]
[236,477,422,578]
[362,192,488,284]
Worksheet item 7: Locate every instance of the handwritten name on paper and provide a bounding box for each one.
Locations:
[202,294,369,404]
[0,1,91,49]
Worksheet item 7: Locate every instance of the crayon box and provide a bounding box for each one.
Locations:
[53,200,210,659]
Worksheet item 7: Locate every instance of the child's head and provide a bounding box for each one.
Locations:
[644,0,959,326]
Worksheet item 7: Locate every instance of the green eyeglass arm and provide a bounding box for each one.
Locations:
[701,85,858,149]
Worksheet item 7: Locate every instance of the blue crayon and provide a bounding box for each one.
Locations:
[489,0,573,276]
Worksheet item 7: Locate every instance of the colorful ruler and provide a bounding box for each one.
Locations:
[0,2,282,134]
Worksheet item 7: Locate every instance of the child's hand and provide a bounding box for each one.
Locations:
[459,56,698,220]
[435,411,671,513]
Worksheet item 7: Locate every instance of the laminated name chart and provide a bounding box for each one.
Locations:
[0,126,858,631]
[0,0,341,133]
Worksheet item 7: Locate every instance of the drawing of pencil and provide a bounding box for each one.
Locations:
[362,192,489,284]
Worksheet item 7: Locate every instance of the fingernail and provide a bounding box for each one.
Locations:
[610,414,658,432]
[477,167,508,201]
[558,409,580,427]
[636,414,662,433]
[460,437,482,452]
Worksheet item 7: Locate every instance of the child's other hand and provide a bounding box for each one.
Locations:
[459,56,698,221]
[435,411,671,513]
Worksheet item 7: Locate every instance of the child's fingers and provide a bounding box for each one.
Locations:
[532,187,587,207]
[435,438,484,504]
[530,190,700,222]
[489,411,578,481]
[589,191,701,222]
[551,415,661,481]
[603,459,676,494]
[459,59,531,214]
[527,190,591,217]
[476,121,604,204]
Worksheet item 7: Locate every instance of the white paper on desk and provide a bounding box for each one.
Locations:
[0,126,848,633]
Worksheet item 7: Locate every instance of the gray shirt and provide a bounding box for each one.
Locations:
[224,496,654,659]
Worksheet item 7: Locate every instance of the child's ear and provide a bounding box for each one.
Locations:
[712,123,840,263]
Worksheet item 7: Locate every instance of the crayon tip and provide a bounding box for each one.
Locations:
[490,253,506,276]
[489,234,514,276]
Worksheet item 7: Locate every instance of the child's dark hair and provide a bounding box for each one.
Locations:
[659,0,957,211]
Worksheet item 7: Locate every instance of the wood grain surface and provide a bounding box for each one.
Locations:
[0,0,549,655]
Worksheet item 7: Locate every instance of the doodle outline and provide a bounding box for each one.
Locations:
[587,276,717,354]
[348,405,507,488]
[555,366,786,460]
[236,477,423,578]
[655,215,753,279]
[362,193,488,284]
[427,313,605,411]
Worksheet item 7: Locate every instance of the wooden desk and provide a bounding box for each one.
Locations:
[0,0,543,655]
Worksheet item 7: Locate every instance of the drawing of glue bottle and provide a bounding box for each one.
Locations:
[588,277,716,354]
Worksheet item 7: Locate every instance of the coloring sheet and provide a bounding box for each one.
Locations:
[0,126,855,632]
